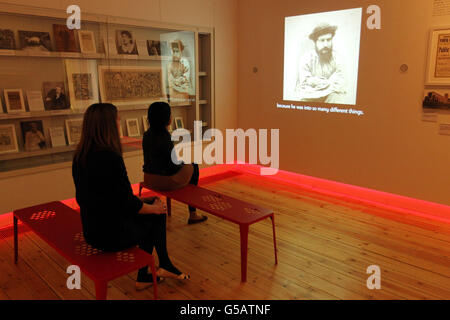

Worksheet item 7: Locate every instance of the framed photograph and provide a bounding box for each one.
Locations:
[147,40,162,56]
[116,30,138,55]
[0,29,16,50]
[65,59,99,110]
[20,120,46,151]
[43,82,69,110]
[426,27,450,85]
[0,124,19,154]
[4,89,26,113]
[53,24,77,52]
[142,115,149,131]
[78,30,96,54]
[98,65,166,106]
[18,31,52,52]
[49,127,66,147]
[126,118,140,137]
[26,91,45,112]
[174,116,184,129]
[423,89,450,109]
[65,119,83,145]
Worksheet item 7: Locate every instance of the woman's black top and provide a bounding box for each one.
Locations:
[72,147,143,251]
[142,128,183,176]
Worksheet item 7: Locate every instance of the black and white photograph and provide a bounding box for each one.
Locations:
[0,29,16,50]
[160,31,196,103]
[0,124,19,154]
[43,82,69,110]
[116,30,138,55]
[147,40,162,56]
[423,89,450,109]
[18,30,52,52]
[283,8,362,105]
[20,120,46,151]
[126,118,140,137]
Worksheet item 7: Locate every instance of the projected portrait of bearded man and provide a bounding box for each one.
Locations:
[295,23,346,103]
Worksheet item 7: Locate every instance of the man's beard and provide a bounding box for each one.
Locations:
[317,47,332,62]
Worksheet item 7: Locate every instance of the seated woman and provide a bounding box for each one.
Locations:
[142,101,207,224]
[72,103,189,290]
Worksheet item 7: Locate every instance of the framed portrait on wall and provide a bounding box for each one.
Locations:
[174,116,184,129]
[43,82,69,110]
[0,124,19,154]
[98,65,167,106]
[4,89,26,113]
[65,118,83,145]
[116,30,138,55]
[20,120,46,151]
[425,26,450,85]
[65,59,99,110]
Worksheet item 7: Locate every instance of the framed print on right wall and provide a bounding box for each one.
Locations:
[426,26,450,85]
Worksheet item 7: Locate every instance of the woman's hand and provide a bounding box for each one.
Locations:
[139,198,167,215]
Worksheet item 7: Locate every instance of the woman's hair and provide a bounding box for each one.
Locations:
[74,103,122,165]
[147,101,171,131]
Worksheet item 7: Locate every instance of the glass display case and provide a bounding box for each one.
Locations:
[0,5,214,173]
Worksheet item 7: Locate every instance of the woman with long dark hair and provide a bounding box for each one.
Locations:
[72,103,189,290]
[142,101,207,224]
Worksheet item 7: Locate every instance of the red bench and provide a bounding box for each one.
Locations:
[13,201,158,300]
[139,183,278,282]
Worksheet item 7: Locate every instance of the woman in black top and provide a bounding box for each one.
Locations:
[72,103,189,290]
[142,101,207,224]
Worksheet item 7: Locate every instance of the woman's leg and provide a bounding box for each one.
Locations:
[187,163,208,224]
[136,214,182,275]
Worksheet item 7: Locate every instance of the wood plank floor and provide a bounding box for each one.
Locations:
[1,173,449,300]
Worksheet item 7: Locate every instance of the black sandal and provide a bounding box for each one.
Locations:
[188,215,208,225]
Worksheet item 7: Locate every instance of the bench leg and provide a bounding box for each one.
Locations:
[95,281,107,300]
[14,216,18,264]
[270,214,278,265]
[139,182,143,197]
[166,197,171,217]
[239,224,249,282]
[149,258,158,300]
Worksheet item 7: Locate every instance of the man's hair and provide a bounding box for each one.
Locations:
[120,30,132,38]
[309,23,338,42]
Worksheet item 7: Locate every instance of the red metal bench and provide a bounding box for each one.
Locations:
[139,183,278,282]
[13,201,158,300]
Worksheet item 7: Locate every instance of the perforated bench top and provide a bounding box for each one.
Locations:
[13,201,154,282]
[157,185,274,225]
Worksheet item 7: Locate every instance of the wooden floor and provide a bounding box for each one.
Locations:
[1,173,449,300]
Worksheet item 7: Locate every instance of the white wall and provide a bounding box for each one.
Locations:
[237,0,450,206]
[0,0,238,214]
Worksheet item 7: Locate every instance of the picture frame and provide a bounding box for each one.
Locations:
[65,118,83,145]
[53,24,77,52]
[174,116,184,129]
[18,30,52,52]
[425,26,450,85]
[0,29,16,50]
[0,124,19,154]
[49,126,67,147]
[142,115,149,131]
[126,118,141,137]
[26,90,45,112]
[4,89,26,113]
[116,30,138,55]
[65,59,99,110]
[98,65,167,106]
[78,30,96,54]
[43,82,69,110]
[20,120,46,151]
